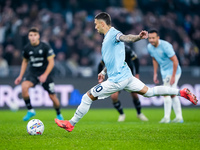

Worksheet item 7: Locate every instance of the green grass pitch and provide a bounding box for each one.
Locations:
[0,108,199,150]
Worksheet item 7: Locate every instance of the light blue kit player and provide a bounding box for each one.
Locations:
[147,29,183,123]
[55,12,197,132]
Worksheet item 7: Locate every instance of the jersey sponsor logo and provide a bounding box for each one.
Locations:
[32,63,43,67]
[30,56,44,62]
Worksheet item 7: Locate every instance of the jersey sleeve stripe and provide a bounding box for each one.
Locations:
[47,54,55,59]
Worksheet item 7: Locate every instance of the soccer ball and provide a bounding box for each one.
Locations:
[27,119,44,135]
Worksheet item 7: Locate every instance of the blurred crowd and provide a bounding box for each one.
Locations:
[0,0,200,77]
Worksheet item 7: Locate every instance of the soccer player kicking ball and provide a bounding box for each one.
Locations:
[98,45,148,122]
[55,12,198,132]
[15,27,64,121]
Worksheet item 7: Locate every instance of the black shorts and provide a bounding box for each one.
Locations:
[23,72,55,94]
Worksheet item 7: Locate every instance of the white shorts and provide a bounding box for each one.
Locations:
[162,74,181,88]
[90,76,145,99]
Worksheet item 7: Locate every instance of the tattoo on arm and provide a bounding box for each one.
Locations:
[119,34,141,43]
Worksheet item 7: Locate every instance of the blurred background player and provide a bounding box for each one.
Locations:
[98,43,148,122]
[14,27,64,121]
[147,29,183,123]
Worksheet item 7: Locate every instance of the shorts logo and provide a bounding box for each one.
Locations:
[49,83,55,93]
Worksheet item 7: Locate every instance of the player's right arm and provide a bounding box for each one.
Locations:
[14,58,28,85]
[152,57,159,84]
[119,30,148,43]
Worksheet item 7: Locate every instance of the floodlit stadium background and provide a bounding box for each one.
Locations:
[0,0,199,109]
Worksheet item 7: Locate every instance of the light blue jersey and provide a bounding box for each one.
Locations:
[102,27,132,83]
[147,39,181,79]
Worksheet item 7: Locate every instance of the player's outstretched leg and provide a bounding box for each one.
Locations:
[55,119,74,132]
[143,86,198,105]
[179,88,198,105]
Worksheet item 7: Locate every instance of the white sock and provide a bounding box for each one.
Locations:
[28,109,35,113]
[172,96,183,119]
[144,86,180,97]
[70,94,93,126]
[163,96,172,119]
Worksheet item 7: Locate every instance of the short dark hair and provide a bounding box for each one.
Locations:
[148,29,159,36]
[28,27,39,34]
[95,12,111,25]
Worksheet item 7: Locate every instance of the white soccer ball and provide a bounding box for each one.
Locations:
[27,119,44,135]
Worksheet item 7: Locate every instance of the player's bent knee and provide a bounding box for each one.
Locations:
[22,81,33,90]
[21,84,30,93]
[143,87,154,97]
[49,94,57,100]
[86,91,97,101]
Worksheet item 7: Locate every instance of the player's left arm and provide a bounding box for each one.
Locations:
[119,30,148,43]
[98,67,107,83]
[170,55,179,85]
